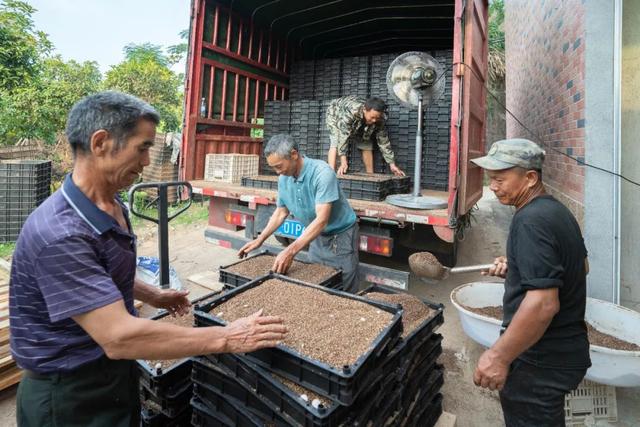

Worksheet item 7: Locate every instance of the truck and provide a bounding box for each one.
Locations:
[180,0,489,289]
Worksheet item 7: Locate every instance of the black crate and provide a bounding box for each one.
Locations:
[137,291,225,396]
[405,392,443,427]
[140,405,191,427]
[195,352,400,427]
[358,285,444,363]
[141,380,192,418]
[193,380,291,426]
[191,396,265,427]
[401,361,444,413]
[241,176,279,190]
[194,274,403,405]
[218,250,342,289]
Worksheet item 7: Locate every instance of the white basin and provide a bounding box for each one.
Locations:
[450,282,503,348]
[585,298,640,387]
[450,282,640,387]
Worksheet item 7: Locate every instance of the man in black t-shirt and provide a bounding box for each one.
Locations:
[470,138,590,427]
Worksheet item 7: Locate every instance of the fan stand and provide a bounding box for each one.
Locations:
[386,93,447,210]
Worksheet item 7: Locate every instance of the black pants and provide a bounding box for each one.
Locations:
[17,356,140,427]
[499,358,587,427]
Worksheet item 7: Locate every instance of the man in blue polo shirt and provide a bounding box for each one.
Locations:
[238,134,359,292]
[10,91,287,427]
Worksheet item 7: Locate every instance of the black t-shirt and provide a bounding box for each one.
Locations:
[504,195,591,369]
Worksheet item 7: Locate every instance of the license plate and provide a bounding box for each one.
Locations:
[276,219,306,239]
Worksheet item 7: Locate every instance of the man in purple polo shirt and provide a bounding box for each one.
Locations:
[9,91,287,427]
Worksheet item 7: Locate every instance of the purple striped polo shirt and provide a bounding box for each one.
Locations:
[9,174,137,374]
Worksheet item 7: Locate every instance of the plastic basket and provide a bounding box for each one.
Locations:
[190,395,267,427]
[137,291,223,396]
[193,352,400,427]
[241,175,279,190]
[218,250,342,289]
[140,405,191,427]
[359,284,445,364]
[140,380,192,418]
[194,273,403,405]
[564,379,617,425]
[204,154,259,183]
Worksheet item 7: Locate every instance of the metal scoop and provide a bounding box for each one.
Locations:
[409,251,493,280]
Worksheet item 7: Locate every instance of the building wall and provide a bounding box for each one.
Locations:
[504,0,586,224]
[621,0,640,312]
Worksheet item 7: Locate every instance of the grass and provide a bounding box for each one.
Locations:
[130,199,210,229]
[0,242,16,260]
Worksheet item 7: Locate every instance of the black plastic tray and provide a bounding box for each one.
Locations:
[218,250,342,289]
[241,176,279,190]
[191,396,264,427]
[137,291,225,395]
[401,364,444,416]
[194,352,400,427]
[193,381,291,427]
[140,405,191,427]
[194,273,403,406]
[141,379,192,418]
[193,354,345,426]
[396,333,443,385]
[359,284,444,362]
[405,393,443,427]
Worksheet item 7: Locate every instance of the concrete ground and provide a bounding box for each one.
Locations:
[1,189,636,425]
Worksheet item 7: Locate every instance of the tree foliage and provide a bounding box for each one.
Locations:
[0,7,187,142]
[488,0,506,84]
[103,43,183,132]
[0,56,102,142]
[0,0,52,91]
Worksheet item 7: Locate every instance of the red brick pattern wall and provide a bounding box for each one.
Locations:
[505,0,586,218]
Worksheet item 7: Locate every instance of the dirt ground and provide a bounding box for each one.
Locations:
[2,189,634,426]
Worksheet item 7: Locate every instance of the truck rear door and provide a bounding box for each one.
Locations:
[451,0,488,216]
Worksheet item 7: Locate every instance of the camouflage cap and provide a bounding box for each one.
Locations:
[471,138,545,171]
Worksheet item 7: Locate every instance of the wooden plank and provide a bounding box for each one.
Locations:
[0,366,22,392]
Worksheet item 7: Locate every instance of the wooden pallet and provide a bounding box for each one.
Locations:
[0,268,21,391]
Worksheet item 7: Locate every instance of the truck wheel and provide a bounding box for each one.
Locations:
[439,239,458,268]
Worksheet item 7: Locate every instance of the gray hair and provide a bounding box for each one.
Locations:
[264,134,299,159]
[66,91,160,155]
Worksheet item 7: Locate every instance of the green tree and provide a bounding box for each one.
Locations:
[167,29,189,66]
[0,0,52,91]
[0,56,101,142]
[104,43,183,132]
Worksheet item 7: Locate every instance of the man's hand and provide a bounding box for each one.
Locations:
[473,348,510,391]
[389,163,405,177]
[482,256,508,278]
[151,288,191,316]
[238,239,262,258]
[223,309,287,353]
[272,247,296,274]
[337,160,349,176]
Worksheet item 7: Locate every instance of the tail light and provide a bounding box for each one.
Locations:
[224,210,252,227]
[359,234,393,257]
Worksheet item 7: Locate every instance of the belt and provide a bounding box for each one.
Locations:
[23,369,51,380]
[22,355,121,381]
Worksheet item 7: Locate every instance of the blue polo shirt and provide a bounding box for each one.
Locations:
[9,174,137,374]
[277,157,356,235]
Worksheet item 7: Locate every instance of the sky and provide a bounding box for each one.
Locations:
[27,0,191,74]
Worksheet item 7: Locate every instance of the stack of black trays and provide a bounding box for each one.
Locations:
[190,276,445,426]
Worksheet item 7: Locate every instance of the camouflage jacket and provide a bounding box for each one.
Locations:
[325,96,395,164]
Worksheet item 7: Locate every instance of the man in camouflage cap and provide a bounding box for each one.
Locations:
[471,138,590,426]
[325,96,405,176]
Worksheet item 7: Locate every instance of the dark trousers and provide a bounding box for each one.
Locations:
[308,223,359,293]
[17,356,140,427]
[499,358,587,427]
